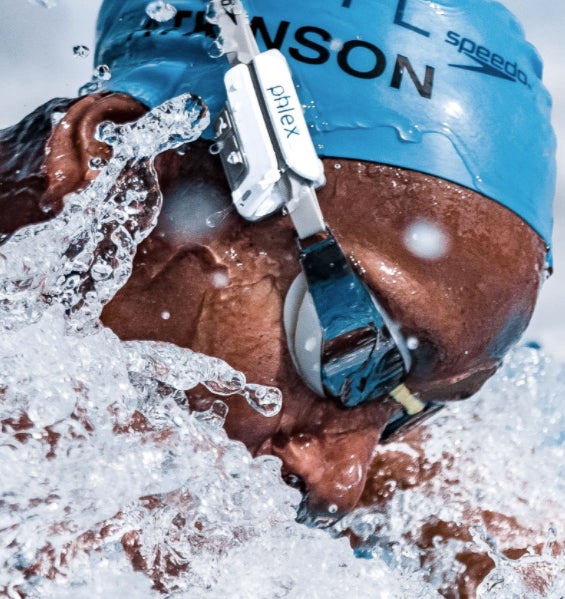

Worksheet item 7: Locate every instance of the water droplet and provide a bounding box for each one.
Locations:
[161,311,171,320]
[79,81,102,97]
[227,151,243,165]
[406,337,419,351]
[204,1,219,24]
[145,0,177,22]
[328,504,338,514]
[208,37,225,59]
[96,121,118,145]
[243,384,282,417]
[91,260,113,281]
[210,271,229,289]
[330,39,344,52]
[304,337,317,352]
[209,141,224,155]
[403,219,450,261]
[73,45,90,59]
[334,163,342,170]
[94,64,111,81]
[89,157,107,170]
[206,206,232,229]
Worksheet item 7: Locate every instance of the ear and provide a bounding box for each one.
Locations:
[42,92,147,214]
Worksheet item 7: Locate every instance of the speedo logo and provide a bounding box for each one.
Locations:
[446,31,530,88]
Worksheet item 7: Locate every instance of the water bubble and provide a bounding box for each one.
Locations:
[73,45,90,59]
[403,219,450,261]
[145,0,177,22]
[94,64,112,81]
[406,337,419,350]
[90,260,113,282]
[204,1,219,24]
[160,311,171,320]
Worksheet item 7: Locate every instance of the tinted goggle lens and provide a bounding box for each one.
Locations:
[284,230,411,407]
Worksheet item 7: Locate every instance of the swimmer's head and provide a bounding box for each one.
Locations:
[90,0,556,513]
[96,0,555,249]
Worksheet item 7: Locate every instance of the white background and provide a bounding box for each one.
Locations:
[1,0,563,357]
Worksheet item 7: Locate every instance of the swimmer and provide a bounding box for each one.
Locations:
[0,0,556,589]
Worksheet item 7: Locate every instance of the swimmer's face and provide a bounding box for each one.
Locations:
[32,94,546,518]
[102,138,546,517]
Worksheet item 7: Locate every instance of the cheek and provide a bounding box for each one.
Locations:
[191,277,285,384]
[157,179,232,244]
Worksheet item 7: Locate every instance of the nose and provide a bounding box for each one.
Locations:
[270,428,381,519]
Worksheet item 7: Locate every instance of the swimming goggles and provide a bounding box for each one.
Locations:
[210,0,442,440]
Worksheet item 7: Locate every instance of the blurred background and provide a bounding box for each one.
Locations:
[1,0,562,357]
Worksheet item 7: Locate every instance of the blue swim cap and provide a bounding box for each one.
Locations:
[95,0,556,248]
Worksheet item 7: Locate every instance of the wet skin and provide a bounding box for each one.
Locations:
[0,93,547,518]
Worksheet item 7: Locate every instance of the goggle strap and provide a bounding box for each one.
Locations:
[286,183,326,240]
[381,395,445,443]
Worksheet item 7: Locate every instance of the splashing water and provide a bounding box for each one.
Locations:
[333,346,565,596]
[0,94,207,336]
[1,94,565,597]
[474,526,565,598]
